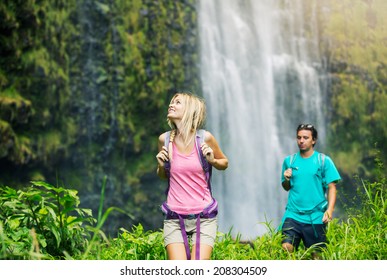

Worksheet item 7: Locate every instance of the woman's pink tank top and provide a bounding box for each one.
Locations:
[167,142,212,215]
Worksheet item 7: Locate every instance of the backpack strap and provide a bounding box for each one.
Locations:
[195,129,212,194]
[289,153,297,168]
[289,152,326,187]
[161,129,214,260]
[164,129,212,194]
[163,131,171,195]
[289,152,325,174]
[164,131,170,146]
[161,199,218,260]
[318,153,326,187]
[286,151,328,237]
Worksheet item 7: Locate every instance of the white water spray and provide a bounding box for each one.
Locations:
[198,0,327,239]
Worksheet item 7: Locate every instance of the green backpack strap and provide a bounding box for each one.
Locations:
[289,153,297,169]
[289,152,326,186]
[319,153,326,186]
[290,152,325,170]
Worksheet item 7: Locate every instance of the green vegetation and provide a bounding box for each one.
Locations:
[1,157,385,260]
[0,181,95,259]
[321,0,387,179]
[0,0,199,233]
[0,0,386,243]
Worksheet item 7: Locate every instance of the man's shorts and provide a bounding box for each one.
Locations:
[163,217,217,247]
[281,217,327,250]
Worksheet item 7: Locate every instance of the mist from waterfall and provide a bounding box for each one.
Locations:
[198,0,327,239]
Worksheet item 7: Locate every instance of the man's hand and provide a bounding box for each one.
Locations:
[284,168,292,181]
[322,211,333,223]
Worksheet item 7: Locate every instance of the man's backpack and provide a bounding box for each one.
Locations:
[287,152,328,237]
[289,152,326,187]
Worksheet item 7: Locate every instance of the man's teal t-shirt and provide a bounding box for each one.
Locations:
[281,151,341,224]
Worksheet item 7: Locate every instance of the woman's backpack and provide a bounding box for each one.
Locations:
[161,129,216,260]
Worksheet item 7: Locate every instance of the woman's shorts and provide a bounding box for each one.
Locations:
[163,217,218,247]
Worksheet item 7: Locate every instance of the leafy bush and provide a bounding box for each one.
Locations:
[323,158,387,260]
[95,224,166,260]
[1,155,386,260]
[0,181,96,259]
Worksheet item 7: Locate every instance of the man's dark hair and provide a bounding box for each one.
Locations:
[297,124,318,141]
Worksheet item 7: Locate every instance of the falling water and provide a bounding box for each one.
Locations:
[198,0,327,239]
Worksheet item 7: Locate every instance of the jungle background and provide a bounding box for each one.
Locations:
[0,0,386,240]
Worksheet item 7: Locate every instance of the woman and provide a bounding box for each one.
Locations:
[156,92,228,260]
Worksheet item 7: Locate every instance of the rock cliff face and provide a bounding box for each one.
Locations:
[0,0,199,234]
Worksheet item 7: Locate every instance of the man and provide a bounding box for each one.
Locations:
[280,124,341,258]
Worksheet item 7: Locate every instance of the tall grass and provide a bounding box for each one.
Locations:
[90,160,386,260]
[322,176,386,259]
[78,176,134,260]
[1,161,386,260]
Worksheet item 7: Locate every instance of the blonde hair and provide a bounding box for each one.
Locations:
[167,92,206,148]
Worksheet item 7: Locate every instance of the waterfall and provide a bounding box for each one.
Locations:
[198,0,327,239]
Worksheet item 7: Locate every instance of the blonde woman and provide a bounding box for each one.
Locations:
[156,92,228,260]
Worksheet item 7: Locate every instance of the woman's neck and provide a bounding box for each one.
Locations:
[174,128,195,147]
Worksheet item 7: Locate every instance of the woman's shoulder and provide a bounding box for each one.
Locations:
[202,130,215,142]
[158,131,170,143]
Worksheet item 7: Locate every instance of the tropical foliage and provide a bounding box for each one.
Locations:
[0,181,95,259]
[321,0,387,178]
[0,0,386,237]
[1,155,386,260]
[0,0,199,233]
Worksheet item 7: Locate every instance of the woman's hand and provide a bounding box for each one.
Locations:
[156,146,169,167]
[201,131,228,170]
[201,143,214,164]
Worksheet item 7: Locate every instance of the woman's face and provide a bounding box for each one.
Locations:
[167,95,185,121]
